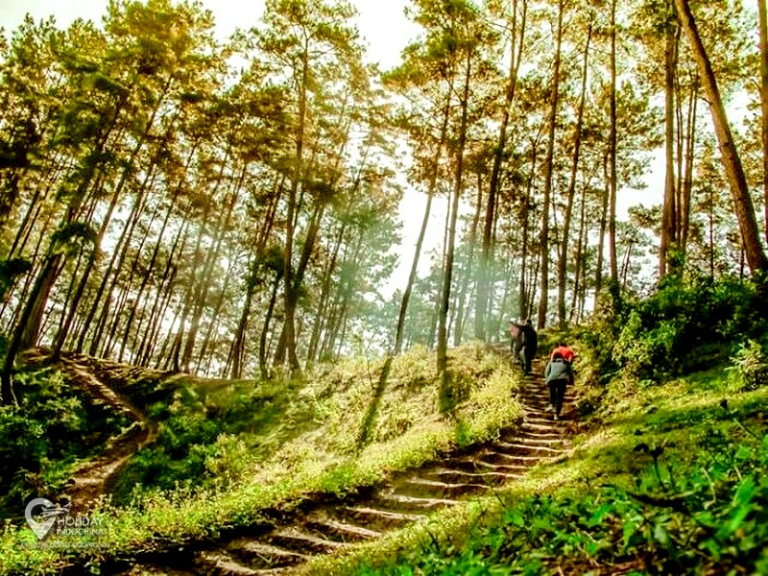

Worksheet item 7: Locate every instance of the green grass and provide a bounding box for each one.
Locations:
[0,342,524,575]
[0,365,132,516]
[305,365,768,575]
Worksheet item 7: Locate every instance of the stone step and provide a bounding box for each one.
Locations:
[516,430,565,440]
[450,456,530,474]
[377,491,460,511]
[500,434,569,447]
[427,467,523,484]
[479,451,543,467]
[520,397,575,407]
[521,421,566,433]
[268,528,344,555]
[493,440,563,455]
[340,506,424,531]
[487,452,552,464]
[523,416,569,427]
[520,396,575,405]
[398,476,489,498]
[228,540,309,568]
[520,407,552,416]
[197,551,263,576]
[520,401,551,409]
[304,515,381,542]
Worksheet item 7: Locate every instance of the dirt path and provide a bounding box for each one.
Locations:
[53,353,158,512]
[104,359,576,576]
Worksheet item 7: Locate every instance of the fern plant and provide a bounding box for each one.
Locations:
[727,340,768,391]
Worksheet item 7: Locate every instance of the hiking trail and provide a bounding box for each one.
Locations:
[22,349,159,513]
[95,355,576,576]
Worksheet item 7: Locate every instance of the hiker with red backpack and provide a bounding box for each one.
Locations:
[544,343,575,420]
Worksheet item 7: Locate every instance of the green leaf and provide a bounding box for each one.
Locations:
[622,517,642,548]
[653,523,672,548]
[587,503,613,527]
[505,509,525,528]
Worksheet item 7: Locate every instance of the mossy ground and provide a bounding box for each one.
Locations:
[0,342,523,575]
[306,362,768,575]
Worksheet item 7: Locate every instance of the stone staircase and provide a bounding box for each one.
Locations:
[107,362,575,575]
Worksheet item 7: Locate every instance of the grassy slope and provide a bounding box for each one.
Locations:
[307,364,768,575]
[0,342,524,575]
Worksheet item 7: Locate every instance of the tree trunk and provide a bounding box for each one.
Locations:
[259,270,283,380]
[394,96,451,355]
[681,78,698,253]
[135,211,191,366]
[476,0,527,339]
[111,190,163,361]
[1,210,53,328]
[437,53,471,404]
[1,253,64,404]
[759,0,768,243]
[195,256,235,374]
[660,22,679,278]
[454,172,483,346]
[230,177,281,378]
[519,136,539,319]
[674,0,768,272]
[306,224,346,368]
[595,152,610,298]
[557,23,591,329]
[180,158,237,371]
[608,0,619,284]
[281,43,310,375]
[537,0,565,330]
[571,175,589,322]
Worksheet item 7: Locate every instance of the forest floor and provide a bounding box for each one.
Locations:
[19,349,167,513]
[1,342,528,575]
[6,343,767,575]
[82,358,574,575]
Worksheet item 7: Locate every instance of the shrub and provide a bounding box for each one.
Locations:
[0,367,130,514]
[584,275,768,383]
[727,340,768,391]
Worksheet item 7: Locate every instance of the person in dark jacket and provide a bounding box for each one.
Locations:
[520,318,537,375]
[508,319,522,363]
[544,351,571,420]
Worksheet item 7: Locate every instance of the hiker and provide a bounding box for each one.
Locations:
[520,318,537,375]
[544,351,571,420]
[508,319,523,365]
[550,342,576,363]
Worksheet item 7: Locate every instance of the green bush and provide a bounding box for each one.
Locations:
[0,367,130,515]
[727,340,768,391]
[110,384,276,501]
[583,275,768,383]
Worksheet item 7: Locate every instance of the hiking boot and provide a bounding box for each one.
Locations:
[545,404,554,412]
[553,413,559,421]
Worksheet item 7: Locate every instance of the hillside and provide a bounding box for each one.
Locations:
[317,360,768,575]
[4,335,767,575]
[3,0,768,573]
[0,343,525,574]
[1,277,768,575]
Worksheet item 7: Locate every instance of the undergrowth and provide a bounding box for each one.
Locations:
[0,365,131,517]
[0,341,523,574]
[309,363,768,576]
[306,275,768,575]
